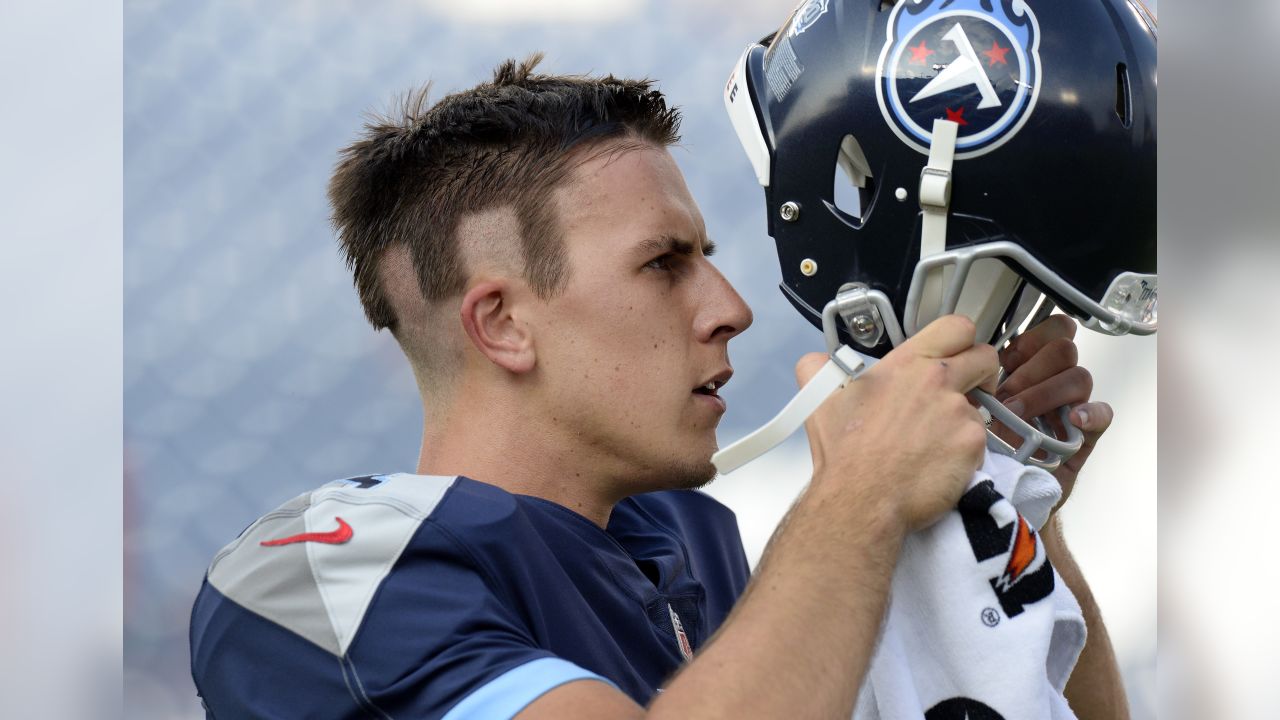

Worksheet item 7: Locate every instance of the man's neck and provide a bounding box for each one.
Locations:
[415,399,623,528]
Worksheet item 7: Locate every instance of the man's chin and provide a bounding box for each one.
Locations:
[658,457,719,492]
[617,455,718,495]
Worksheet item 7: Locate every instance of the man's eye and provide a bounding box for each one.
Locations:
[644,254,675,271]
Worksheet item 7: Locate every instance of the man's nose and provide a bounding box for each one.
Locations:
[695,262,754,343]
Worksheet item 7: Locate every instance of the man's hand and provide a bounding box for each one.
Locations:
[992,314,1113,508]
[796,314,998,533]
[991,314,1132,719]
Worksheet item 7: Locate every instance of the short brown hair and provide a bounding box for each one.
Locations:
[327,54,682,332]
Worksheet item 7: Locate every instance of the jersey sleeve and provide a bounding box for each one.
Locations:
[190,475,617,720]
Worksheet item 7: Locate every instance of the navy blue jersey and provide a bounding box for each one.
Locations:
[190,474,751,719]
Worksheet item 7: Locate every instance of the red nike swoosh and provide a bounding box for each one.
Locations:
[260,517,353,547]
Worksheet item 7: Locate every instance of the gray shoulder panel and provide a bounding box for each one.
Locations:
[207,474,456,656]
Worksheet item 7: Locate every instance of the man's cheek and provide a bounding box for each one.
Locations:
[619,376,679,425]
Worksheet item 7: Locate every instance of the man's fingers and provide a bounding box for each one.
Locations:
[1001,366,1093,421]
[942,343,1000,394]
[996,336,1078,401]
[1069,400,1114,434]
[1060,402,1114,474]
[794,352,836,461]
[1000,314,1077,374]
[794,352,829,387]
[977,372,998,396]
[904,315,979,359]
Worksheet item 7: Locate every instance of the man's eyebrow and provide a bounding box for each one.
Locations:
[636,234,717,257]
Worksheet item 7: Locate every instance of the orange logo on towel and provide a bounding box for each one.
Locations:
[997,515,1037,590]
[958,480,1054,619]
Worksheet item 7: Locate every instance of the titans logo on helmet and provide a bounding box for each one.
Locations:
[876,0,1041,159]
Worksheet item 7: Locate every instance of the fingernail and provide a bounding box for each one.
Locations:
[1004,398,1025,417]
[1075,409,1089,427]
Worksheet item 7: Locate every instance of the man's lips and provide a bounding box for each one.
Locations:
[692,390,727,413]
[692,368,732,413]
[693,368,733,394]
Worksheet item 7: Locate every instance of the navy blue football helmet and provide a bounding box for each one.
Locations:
[723,0,1156,468]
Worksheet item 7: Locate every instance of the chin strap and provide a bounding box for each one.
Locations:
[711,345,867,475]
[917,119,959,329]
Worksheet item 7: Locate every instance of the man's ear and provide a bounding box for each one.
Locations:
[459,279,535,374]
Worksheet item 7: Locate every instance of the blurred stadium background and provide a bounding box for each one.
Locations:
[123,0,1156,716]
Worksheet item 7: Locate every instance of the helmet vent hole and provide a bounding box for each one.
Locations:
[1115,63,1133,128]
[834,134,875,221]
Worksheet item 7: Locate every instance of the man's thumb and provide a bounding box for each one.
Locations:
[794,352,828,387]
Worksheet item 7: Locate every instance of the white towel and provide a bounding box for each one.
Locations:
[852,450,1087,720]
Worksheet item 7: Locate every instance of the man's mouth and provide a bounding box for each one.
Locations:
[692,368,732,395]
[692,369,732,411]
[692,380,723,397]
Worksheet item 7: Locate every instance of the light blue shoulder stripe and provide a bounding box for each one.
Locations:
[442,657,617,720]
